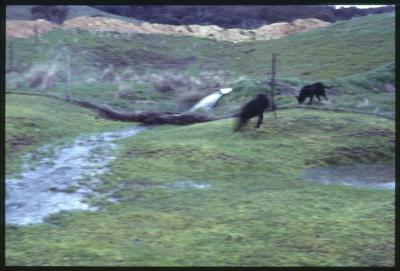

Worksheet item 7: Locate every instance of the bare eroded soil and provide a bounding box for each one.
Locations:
[6,16,330,43]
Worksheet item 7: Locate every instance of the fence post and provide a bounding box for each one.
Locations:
[8,40,14,72]
[270,53,277,119]
[34,23,39,46]
[64,49,70,101]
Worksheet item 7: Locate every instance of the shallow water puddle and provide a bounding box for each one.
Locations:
[6,126,147,226]
[158,180,210,190]
[302,162,395,190]
[164,180,211,190]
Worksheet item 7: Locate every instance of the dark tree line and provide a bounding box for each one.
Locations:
[29,5,394,28]
[91,5,394,29]
[30,5,69,24]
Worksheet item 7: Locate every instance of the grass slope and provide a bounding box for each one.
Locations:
[237,12,395,79]
[6,13,395,115]
[6,109,395,266]
[214,62,395,119]
[7,12,394,79]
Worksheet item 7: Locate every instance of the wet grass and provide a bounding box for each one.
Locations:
[6,109,395,266]
[5,12,395,266]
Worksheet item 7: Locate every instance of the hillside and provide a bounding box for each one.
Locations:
[4,12,395,130]
[6,12,394,76]
[6,13,394,116]
[6,5,142,24]
[6,5,394,28]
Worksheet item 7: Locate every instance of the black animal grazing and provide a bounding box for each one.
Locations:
[295,82,333,105]
[234,94,271,132]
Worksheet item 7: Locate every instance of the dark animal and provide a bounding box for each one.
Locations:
[295,82,333,105]
[234,94,272,132]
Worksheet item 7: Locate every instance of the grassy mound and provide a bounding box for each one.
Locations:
[6,109,394,266]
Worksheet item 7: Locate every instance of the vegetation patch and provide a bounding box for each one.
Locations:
[306,145,394,166]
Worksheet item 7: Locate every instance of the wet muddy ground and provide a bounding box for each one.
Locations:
[6,126,212,226]
[6,126,147,225]
[302,162,395,190]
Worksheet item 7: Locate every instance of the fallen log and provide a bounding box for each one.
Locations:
[69,99,216,124]
[6,91,217,125]
[6,91,394,123]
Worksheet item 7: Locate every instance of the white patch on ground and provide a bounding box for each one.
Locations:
[163,180,211,190]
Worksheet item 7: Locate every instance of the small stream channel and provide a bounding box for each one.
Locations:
[6,126,147,226]
[6,125,211,226]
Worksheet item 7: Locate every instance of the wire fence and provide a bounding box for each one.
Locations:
[5,28,243,110]
[6,34,127,103]
[5,24,395,119]
[5,21,282,99]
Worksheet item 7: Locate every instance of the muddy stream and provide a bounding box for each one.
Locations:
[6,126,147,225]
[6,125,211,226]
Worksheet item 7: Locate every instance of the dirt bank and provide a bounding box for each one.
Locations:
[7,16,330,43]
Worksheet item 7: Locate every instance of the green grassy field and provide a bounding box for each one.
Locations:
[6,107,394,266]
[5,12,395,266]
